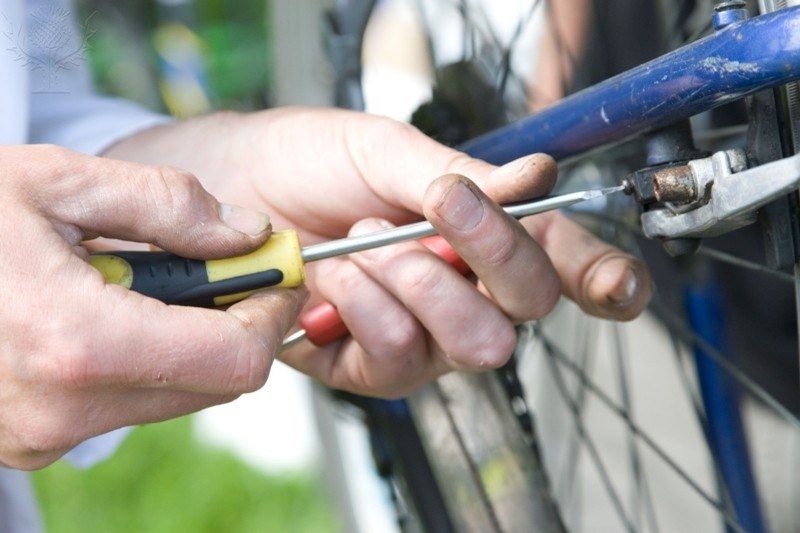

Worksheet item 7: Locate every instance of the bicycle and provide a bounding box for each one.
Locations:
[314,1,800,531]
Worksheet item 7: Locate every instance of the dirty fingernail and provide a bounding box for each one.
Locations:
[606,263,640,307]
[436,179,484,231]
[219,203,271,236]
[350,218,394,236]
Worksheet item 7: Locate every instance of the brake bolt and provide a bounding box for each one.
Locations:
[652,165,697,203]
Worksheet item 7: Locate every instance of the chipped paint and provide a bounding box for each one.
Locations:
[600,106,610,124]
[699,56,760,75]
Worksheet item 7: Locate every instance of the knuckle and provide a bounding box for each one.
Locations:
[443,151,475,175]
[478,324,518,369]
[38,143,72,162]
[527,279,561,320]
[146,166,204,217]
[375,115,418,139]
[3,454,51,471]
[337,266,371,296]
[34,338,98,389]
[33,145,80,184]
[370,316,419,360]
[481,227,520,268]
[13,415,74,461]
[163,167,203,209]
[227,331,276,394]
[398,260,446,302]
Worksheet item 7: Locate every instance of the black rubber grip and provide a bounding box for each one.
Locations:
[104,251,284,307]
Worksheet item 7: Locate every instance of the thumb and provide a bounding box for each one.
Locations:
[345,116,558,212]
[42,150,271,259]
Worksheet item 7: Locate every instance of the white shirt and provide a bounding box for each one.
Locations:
[2,2,169,529]
[1,0,167,148]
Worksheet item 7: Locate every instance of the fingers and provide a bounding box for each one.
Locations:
[520,211,652,321]
[280,255,433,395]
[33,146,271,258]
[348,218,517,370]
[423,175,561,322]
[344,114,557,212]
[29,280,308,396]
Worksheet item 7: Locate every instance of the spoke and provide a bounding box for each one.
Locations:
[557,318,596,503]
[665,329,739,521]
[666,331,711,440]
[611,322,661,533]
[542,339,637,533]
[432,382,504,531]
[650,297,800,434]
[458,0,471,62]
[569,210,795,285]
[699,246,793,283]
[536,327,746,533]
[497,0,544,98]
[572,200,798,441]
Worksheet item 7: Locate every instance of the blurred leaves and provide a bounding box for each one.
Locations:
[78,0,272,111]
[33,417,337,533]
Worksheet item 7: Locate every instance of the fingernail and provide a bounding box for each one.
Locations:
[219,203,271,236]
[350,218,394,237]
[350,219,394,259]
[607,264,639,307]
[436,180,484,231]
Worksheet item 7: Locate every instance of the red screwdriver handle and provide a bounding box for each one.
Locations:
[299,236,470,347]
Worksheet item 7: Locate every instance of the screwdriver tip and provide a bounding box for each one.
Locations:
[584,185,626,200]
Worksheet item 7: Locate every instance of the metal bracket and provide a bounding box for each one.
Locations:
[641,151,800,239]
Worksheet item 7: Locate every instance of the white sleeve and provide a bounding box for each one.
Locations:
[24,0,168,467]
[26,0,171,154]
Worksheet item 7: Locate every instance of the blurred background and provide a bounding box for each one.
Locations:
[34,2,800,532]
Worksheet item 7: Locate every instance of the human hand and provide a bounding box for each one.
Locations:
[106,108,652,398]
[0,145,306,469]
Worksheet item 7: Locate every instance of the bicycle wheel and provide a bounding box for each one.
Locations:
[325,1,800,531]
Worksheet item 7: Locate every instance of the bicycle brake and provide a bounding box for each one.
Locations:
[628,150,800,241]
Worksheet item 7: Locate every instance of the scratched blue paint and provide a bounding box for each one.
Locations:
[461,6,800,164]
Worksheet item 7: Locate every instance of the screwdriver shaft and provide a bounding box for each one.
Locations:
[300,187,622,263]
[285,186,623,351]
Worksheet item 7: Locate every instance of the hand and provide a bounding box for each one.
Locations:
[106,108,652,398]
[0,145,306,469]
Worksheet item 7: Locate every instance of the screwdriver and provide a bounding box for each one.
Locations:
[280,186,624,351]
[91,186,622,315]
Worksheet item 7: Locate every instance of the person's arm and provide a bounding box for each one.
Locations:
[105,107,652,398]
[25,0,171,155]
[0,144,305,470]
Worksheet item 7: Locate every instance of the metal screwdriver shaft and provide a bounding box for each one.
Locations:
[300,186,623,263]
[284,186,624,351]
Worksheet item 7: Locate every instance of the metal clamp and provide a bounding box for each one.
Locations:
[640,151,800,239]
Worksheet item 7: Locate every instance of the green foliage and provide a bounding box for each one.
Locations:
[78,0,273,111]
[33,417,338,533]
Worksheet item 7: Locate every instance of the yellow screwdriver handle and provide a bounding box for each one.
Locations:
[89,230,305,307]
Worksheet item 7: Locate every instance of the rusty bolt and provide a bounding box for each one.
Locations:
[652,165,697,203]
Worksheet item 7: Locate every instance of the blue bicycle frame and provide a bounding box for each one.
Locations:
[463,7,800,163]
[455,6,800,532]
